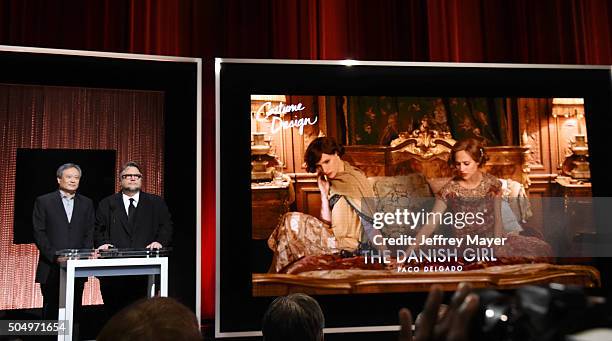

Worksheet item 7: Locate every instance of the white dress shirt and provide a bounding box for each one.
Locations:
[122,191,140,217]
[59,190,75,223]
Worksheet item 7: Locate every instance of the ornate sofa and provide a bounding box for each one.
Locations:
[252,131,600,296]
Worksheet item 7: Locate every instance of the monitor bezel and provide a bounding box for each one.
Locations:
[215,58,612,337]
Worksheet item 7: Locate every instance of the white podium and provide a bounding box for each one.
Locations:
[58,257,168,341]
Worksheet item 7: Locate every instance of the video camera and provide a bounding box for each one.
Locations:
[472,284,611,341]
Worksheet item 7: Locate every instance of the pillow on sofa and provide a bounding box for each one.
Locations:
[501,200,523,232]
[369,173,433,199]
[367,174,434,248]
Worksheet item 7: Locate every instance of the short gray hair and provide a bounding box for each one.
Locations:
[56,163,82,178]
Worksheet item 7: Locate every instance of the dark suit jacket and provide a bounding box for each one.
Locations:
[32,191,95,283]
[94,192,173,249]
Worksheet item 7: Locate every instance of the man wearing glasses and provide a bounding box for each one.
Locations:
[94,161,173,317]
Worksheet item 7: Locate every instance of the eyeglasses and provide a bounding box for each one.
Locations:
[121,174,142,179]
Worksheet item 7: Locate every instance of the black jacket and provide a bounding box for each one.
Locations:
[32,191,95,283]
[94,192,173,248]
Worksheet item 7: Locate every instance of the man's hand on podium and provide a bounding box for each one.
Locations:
[98,244,114,250]
[146,242,162,249]
[94,244,114,258]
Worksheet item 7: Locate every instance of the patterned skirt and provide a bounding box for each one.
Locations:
[268,212,339,272]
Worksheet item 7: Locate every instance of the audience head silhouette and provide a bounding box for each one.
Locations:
[262,293,325,341]
[97,297,201,341]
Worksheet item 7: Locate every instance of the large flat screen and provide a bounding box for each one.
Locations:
[216,59,612,337]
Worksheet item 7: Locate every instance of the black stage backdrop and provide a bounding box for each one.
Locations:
[13,148,116,243]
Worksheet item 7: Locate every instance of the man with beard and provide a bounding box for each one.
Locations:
[95,161,173,318]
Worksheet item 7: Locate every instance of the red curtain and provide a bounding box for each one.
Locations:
[1,0,611,320]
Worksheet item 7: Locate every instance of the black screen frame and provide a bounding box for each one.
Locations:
[216,59,612,336]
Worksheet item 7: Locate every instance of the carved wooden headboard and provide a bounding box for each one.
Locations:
[344,130,530,189]
[343,133,455,179]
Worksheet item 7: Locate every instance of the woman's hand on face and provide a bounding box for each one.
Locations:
[317,173,330,196]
